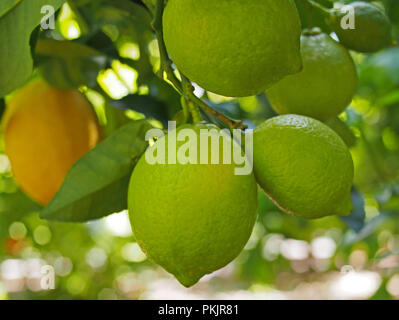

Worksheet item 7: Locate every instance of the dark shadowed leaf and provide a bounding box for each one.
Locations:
[342,212,390,246]
[0,98,5,121]
[340,187,366,232]
[110,94,170,125]
[40,120,153,222]
[35,39,107,89]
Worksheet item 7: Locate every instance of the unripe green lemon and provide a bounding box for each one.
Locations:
[163,0,302,97]
[328,1,392,53]
[266,31,358,121]
[325,117,357,148]
[128,124,258,287]
[253,115,354,219]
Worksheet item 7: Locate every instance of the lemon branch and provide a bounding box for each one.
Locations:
[181,73,246,129]
[145,0,247,130]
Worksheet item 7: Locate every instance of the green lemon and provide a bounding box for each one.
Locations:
[128,124,258,287]
[253,115,354,219]
[325,117,357,148]
[163,0,302,97]
[266,31,358,121]
[328,1,392,53]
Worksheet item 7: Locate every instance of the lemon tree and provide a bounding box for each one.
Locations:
[128,124,258,287]
[266,30,358,121]
[1,0,397,295]
[163,0,302,97]
[253,115,354,219]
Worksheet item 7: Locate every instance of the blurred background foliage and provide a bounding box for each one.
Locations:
[0,0,399,300]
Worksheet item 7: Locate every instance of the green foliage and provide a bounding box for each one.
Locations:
[40,120,153,222]
[35,39,107,89]
[0,189,41,219]
[0,0,66,97]
[0,0,398,300]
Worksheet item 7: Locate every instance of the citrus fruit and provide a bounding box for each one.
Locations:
[2,80,103,205]
[128,124,258,287]
[328,1,392,53]
[253,114,354,219]
[163,0,302,97]
[266,30,358,121]
[325,117,357,148]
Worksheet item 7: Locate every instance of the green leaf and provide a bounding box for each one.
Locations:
[342,212,390,246]
[339,187,366,232]
[110,94,170,125]
[0,0,22,18]
[40,120,153,222]
[0,98,5,121]
[78,0,155,83]
[0,189,42,219]
[0,0,66,97]
[35,39,107,89]
[103,103,132,136]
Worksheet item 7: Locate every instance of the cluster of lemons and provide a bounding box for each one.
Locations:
[2,0,392,287]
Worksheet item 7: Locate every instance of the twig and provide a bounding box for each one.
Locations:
[147,0,247,130]
[303,0,332,19]
[141,0,155,14]
[151,0,183,95]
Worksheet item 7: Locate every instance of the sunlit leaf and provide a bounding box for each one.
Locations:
[40,120,153,222]
[35,39,107,89]
[0,0,66,97]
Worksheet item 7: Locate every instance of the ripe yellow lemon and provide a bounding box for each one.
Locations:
[266,31,358,121]
[163,0,302,97]
[128,124,258,287]
[253,115,354,219]
[2,80,103,205]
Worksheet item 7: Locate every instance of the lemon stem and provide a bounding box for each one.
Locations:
[303,0,332,19]
[181,76,202,123]
[141,0,155,14]
[188,100,202,124]
[151,0,184,95]
[147,0,247,130]
[180,97,190,123]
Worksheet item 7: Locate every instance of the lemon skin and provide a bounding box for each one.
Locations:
[266,32,358,121]
[253,115,354,219]
[128,124,258,287]
[325,117,357,148]
[329,1,392,53]
[163,0,302,97]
